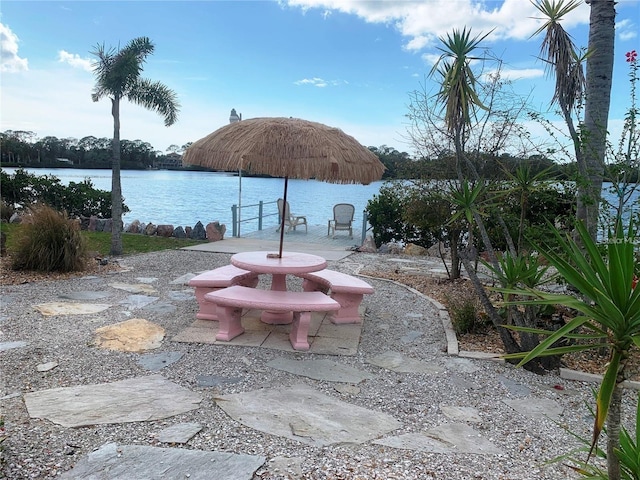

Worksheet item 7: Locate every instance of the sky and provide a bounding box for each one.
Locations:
[0,0,638,157]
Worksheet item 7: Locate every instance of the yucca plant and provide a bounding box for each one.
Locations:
[501,218,639,480]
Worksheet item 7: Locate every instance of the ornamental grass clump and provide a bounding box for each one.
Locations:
[11,204,87,273]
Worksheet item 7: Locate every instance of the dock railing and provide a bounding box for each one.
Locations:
[231,200,369,245]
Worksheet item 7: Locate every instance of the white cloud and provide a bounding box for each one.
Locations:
[284,0,590,49]
[483,68,545,81]
[616,19,638,41]
[0,23,28,73]
[58,50,93,72]
[294,77,346,87]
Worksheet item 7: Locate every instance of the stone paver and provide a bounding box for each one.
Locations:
[267,357,374,383]
[375,423,503,454]
[366,351,443,374]
[137,351,184,371]
[216,383,401,447]
[157,422,203,443]
[108,282,158,294]
[60,442,264,480]
[25,375,202,427]
[33,302,111,316]
[58,291,111,301]
[503,397,564,420]
[0,340,28,352]
[93,318,165,352]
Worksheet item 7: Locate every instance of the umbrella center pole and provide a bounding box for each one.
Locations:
[278,176,289,258]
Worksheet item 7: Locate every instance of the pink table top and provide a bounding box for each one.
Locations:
[231,251,327,275]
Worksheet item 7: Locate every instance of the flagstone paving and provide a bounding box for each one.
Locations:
[93,318,165,352]
[59,442,265,480]
[215,383,402,447]
[24,375,202,427]
[2,255,603,479]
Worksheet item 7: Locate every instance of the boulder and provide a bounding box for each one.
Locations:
[358,236,377,253]
[173,226,186,238]
[104,218,113,233]
[96,219,107,232]
[127,220,142,234]
[9,212,21,224]
[88,215,99,232]
[79,216,91,230]
[185,226,192,238]
[144,223,157,236]
[156,225,174,237]
[190,221,206,240]
[404,243,427,256]
[206,222,226,242]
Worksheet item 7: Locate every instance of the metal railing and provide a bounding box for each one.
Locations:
[232,200,369,245]
[231,199,279,237]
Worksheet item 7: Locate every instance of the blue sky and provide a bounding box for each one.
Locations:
[1,0,638,157]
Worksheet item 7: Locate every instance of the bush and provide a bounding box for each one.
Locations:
[444,289,485,335]
[11,205,87,272]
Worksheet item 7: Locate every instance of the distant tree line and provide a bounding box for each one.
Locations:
[0,130,190,170]
[2,131,635,182]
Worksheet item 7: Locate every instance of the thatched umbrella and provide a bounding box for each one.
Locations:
[182,117,385,257]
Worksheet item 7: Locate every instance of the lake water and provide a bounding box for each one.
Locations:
[2,168,384,233]
[3,168,637,236]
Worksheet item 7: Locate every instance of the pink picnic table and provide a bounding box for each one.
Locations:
[230,251,327,324]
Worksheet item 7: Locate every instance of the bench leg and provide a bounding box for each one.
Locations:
[216,306,245,341]
[330,293,364,324]
[196,287,221,321]
[289,311,311,351]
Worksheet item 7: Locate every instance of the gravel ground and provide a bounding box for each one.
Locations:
[0,249,635,479]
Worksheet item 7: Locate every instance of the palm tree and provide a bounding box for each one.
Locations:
[90,37,179,255]
[531,0,616,241]
[581,0,615,240]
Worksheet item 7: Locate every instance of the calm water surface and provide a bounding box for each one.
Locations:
[3,168,384,232]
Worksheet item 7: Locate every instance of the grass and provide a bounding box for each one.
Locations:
[1,223,207,257]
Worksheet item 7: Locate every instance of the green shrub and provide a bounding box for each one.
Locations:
[11,205,87,272]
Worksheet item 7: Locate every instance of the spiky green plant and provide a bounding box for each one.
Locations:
[501,218,639,479]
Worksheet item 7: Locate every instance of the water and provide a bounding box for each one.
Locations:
[2,168,384,233]
[3,168,637,236]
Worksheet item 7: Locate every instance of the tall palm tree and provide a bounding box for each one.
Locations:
[91,37,179,255]
[582,0,615,240]
[531,0,616,241]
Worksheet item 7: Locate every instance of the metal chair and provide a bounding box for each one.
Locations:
[328,203,354,238]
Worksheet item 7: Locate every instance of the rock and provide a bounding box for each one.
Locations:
[9,212,22,223]
[206,221,226,241]
[127,220,142,234]
[358,236,377,253]
[93,318,165,352]
[185,226,192,238]
[37,361,59,372]
[156,224,174,237]
[173,226,186,238]
[144,223,157,235]
[404,243,427,256]
[103,218,113,233]
[96,218,107,232]
[88,215,98,231]
[191,221,206,240]
[79,216,90,230]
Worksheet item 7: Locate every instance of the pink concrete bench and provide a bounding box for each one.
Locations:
[188,265,259,321]
[204,286,340,351]
[299,270,374,324]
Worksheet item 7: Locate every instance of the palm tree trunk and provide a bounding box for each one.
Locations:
[110,97,123,256]
[581,0,615,241]
[607,382,623,480]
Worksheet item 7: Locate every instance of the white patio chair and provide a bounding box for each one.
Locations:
[328,203,355,238]
[276,198,308,233]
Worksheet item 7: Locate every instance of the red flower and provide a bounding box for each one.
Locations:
[626,50,638,63]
